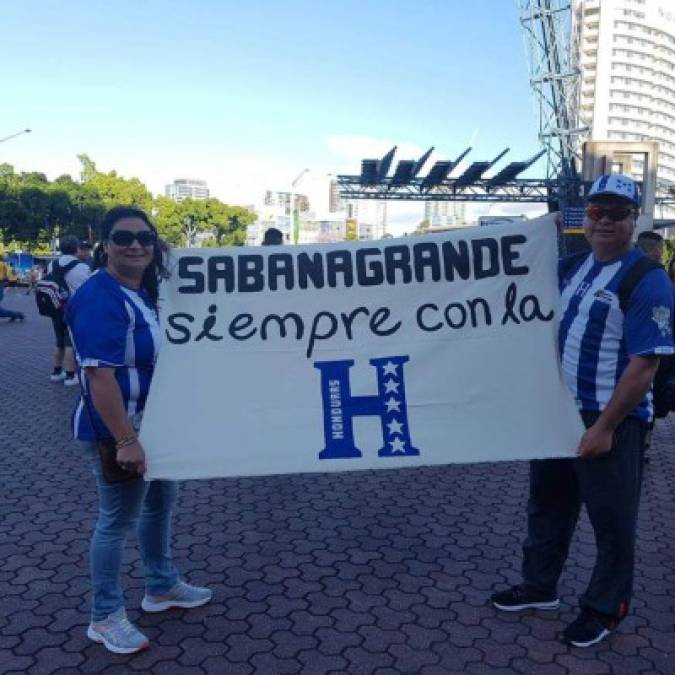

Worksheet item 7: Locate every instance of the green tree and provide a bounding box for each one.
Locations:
[54,174,105,241]
[415,219,430,234]
[154,196,254,247]
[211,204,255,246]
[153,195,184,245]
[0,162,106,248]
[77,153,153,212]
[0,154,255,251]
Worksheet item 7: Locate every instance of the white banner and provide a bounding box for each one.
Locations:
[141,215,584,480]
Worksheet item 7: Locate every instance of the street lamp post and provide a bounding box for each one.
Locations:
[290,168,309,244]
[0,128,31,145]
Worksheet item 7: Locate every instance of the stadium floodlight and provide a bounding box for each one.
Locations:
[420,147,472,191]
[455,148,510,188]
[411,147,434,178]
[487,149,546,187]
[454,162,491,188]
[360,159,379,186]
[359,146,397,185]
[390,160,416,186]
[377,146,397,181]
[420,161,454,191]
[390,147,436,187]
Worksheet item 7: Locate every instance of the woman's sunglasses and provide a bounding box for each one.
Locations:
[110,230,157,247]
[585,205,635,223]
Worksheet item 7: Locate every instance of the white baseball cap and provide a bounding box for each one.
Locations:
[587,174,641,206]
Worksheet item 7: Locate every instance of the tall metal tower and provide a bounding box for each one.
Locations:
[518,0,588,207]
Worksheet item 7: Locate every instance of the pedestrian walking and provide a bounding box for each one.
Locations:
[0,255,25,321]
[45,236,90,386]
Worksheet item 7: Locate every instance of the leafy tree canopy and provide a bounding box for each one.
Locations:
[0,155,254,251]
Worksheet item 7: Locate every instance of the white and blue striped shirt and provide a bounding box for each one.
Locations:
[66,270,160,440]
[559,249,674,423]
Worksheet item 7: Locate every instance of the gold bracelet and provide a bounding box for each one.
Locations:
[115,435,137,450]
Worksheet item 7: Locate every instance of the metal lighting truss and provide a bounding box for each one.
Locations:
[336,146,567,203]
[518,0,588,205]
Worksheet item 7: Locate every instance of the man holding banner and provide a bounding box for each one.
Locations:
[492,175,674,648]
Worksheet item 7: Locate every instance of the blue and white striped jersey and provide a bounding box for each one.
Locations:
[66,270,160,440]
[558,249,674,422]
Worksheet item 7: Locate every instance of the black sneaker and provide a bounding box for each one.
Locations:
[491,584,560,612]
[562,608,614,647]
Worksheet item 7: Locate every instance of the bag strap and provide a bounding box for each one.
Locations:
[618,256,662,314]
[54,259,79,282]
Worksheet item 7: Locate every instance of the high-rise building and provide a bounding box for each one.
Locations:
[424,201,467,228]
[329,181,360,219]
[373,201,388,239]
[328,179,345,213]
[572,0,675,183]
[263,191,309,215]
[165,178,210,202]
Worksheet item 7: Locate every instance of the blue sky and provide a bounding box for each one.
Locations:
[2,0,546,228]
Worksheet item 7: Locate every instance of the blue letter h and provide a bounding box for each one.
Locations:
[314,356,419,460]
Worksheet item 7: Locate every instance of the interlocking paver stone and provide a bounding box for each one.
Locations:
[1,291,674,673]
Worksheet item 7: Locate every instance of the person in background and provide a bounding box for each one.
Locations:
[635,231,672,423]
[651,246,675,420]
[0,255,25,321]
[261,227,283,246]
[6,264,18,286]
[25,266,40,295]
[78,240,95,269]
[0,255,7,302]
[491,175,674,647]
[636,230,664,264]
[47,235,91,386]
[67,206,211,655]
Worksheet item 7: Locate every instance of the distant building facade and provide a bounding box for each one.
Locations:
[572,0,675,184]
[328,179,345,213]
[264,191,309,215]
[165,178,210,202]
[424,201,467,229]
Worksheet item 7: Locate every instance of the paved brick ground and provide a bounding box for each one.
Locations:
[1,289,675,675]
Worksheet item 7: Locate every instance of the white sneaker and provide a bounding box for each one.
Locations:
[63,376,79,387]
[142,581,212,613]
[86,608,149,654]
[49,372,66,382]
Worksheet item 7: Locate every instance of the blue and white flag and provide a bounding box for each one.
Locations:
[141,214,584,480]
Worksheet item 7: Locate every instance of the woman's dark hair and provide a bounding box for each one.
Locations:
[93,206,169,304]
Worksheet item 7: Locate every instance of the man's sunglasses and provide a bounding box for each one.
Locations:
[109,230,157,247]
[585,205,636,223]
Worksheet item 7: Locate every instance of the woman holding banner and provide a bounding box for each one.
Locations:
[66,206,211,654]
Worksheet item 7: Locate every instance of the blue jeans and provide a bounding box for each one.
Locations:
[83,443,180,621]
